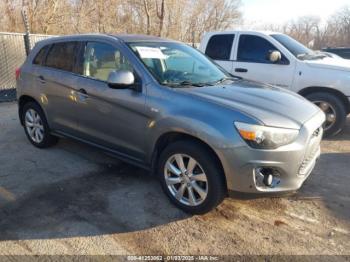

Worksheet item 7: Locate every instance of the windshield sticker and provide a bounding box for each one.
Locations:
[136,47,166,59]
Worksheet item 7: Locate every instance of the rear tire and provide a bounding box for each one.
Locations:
[157,140,226,214]
[22,102,59,148]
[306,92,347,137]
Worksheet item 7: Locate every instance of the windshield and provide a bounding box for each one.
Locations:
[271,34,315,58]
[128,42,232,87]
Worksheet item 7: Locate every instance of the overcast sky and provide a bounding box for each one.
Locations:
[241,0,349,25]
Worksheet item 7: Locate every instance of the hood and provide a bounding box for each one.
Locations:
[178,80,321,129]
[305,57,350,72]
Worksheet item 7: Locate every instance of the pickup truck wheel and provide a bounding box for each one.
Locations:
[306,92,347,137]
[157,141,226,214]
[22,102,59,148]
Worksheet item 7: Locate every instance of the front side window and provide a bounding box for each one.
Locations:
[45,42,77,72]
[82,42,133,82]
[237,35,288,64]
[128,42,230,86]
[205,34,235,61]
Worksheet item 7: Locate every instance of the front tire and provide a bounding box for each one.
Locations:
[157,141,226,214]
[22,102,59,148]
[306,92,347,137]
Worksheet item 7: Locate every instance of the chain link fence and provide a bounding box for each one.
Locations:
[0,32,55,102]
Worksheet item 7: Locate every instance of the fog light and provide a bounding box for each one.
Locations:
[255,168,281,188]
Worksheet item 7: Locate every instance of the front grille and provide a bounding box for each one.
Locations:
[298,127,323,175]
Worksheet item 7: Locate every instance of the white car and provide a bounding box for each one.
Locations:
[200,31,350,136]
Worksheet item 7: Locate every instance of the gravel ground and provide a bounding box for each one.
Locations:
[0,102,349,256]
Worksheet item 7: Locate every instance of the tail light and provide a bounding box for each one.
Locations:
[15,68,21,80]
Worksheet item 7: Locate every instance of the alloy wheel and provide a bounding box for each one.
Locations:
[164,154,208,206]
[25,109,45,143]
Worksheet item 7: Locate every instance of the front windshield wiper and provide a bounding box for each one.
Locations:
[213,76,239,85]
[297,53,327,60]
[164,81,213,88]
[297,53,309,60]
[179,81,209,87]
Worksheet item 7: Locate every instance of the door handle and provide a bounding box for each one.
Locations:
[38,75,46,84]
[235,68,248,73]
[78,88,88,95]
[77,88,89,101]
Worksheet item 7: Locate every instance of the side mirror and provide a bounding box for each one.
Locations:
[268,50,282,63]
[107,70,135,89]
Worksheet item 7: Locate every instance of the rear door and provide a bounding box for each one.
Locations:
[233,34,296,88]
[34,41,80,134]
[204,34,235,73]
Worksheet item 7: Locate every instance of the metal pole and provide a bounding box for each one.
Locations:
[21,9,31,56]
[192,31,195,48]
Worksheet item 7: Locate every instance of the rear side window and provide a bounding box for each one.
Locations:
[237,35,288,64]
[205,34,234,61]
[45,42,77,72]
[33,45,49,65]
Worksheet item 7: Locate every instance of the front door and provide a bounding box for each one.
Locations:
[233,34,296,89]
[75,41,148,161]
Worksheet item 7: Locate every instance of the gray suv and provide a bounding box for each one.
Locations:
[16,34,325,214]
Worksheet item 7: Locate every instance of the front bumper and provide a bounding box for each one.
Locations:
[218,111,325,193]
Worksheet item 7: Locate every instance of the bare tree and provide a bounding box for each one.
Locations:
[327,6,350,47]
[284,16,321,47]
[184,0,242,43]
[155,0,165,36]
[142,0,152,34]
[1,0,22,32]
[0,0,242,43]
[255,5,350,49]
[2,0,350,50]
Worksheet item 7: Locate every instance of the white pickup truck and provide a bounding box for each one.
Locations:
[199,31,350,136]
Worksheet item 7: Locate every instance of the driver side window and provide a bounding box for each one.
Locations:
[82,42,133,81]
[237,35,289,64]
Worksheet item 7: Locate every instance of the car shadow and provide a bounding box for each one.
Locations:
[0,156,189,241]
[294,152,350,222]
[1,151,348,242]
[294,117,350,222]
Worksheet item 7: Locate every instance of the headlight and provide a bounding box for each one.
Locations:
[234,122,299,149]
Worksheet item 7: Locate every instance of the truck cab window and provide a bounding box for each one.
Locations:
[238,35,288,64]
[205,34,235,61]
